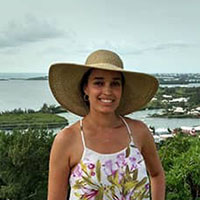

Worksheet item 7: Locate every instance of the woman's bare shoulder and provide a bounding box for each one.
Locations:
[54,121,80,148]
[123,116,152,150]
[123,116,149,133]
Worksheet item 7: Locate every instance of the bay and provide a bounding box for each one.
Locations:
[0,80,57,111]
[0,79,199,129]
[58,110,200,130]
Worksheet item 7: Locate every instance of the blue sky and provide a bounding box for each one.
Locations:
[0,0,200,73]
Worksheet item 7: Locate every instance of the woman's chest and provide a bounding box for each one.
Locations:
[69,145,150,200]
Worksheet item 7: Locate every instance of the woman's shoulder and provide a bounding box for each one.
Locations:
[53,121,81,152]
[123,116,149,133]
[123,116,152,150]
[50,120,83,168]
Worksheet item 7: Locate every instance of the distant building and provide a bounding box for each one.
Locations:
[180,126,200,136]
[170,97,189,103]
[173,107,185,113]
[162,94,172,99]
[151,97,157,101]
[195,107,200,111]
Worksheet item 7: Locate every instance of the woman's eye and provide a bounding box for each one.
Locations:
[111,81,121,87]
[94,81,104,86]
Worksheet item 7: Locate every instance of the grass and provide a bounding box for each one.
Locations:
[0,113,68,130]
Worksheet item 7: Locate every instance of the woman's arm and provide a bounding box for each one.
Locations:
[47,129,72,200]
[131,120,165,200]
[140,122,165,200]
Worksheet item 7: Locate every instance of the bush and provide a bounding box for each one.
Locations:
[159,134,200,200]
[0,128,55,200]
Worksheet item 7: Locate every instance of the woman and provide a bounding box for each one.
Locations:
[48,49,165,200]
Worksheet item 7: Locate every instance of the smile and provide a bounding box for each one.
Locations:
[99,98,114,103]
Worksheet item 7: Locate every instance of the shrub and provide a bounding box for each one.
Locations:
[0,128,55,200]
[159,134,200,200]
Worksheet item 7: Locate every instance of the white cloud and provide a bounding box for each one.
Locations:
[146,41,192,51]
[0,15,66,49]
[117,41,198,56]
[80,40,196,56]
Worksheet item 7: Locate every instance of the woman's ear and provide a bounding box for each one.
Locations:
[83,84,88,96]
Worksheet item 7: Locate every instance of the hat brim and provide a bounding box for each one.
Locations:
[49,63,159,116]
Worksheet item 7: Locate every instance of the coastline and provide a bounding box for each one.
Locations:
[0,73,199,131]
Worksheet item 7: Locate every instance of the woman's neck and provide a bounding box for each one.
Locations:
[84,111,121,129]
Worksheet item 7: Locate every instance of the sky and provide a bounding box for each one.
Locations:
[0,0,200,74]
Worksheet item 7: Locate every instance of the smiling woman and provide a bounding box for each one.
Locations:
[83,69,123,114]
[80,68,125,108]
[48,49,165,200]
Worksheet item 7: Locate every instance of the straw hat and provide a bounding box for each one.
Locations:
[49,49,159,116]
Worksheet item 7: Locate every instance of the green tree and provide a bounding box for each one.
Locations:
[0,128,55,200]
[159,134,200,200]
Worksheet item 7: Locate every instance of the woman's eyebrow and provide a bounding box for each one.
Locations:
[93,77,104,80]
[93,77,121,80]
[113,77,121,80]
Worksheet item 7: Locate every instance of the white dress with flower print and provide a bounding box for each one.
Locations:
[69,117,150,200]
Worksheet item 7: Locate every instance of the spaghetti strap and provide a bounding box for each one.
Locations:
[79,120,86,149]
[119,116,134,143]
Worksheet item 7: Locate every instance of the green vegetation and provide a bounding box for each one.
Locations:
[38,103,67,114]
[0,104,68,130]
[1,103,67,115]
[0,128,55,200]
[150,113,199,119]
[147,87,200,109]
[146,87,200,118]
[0,113,68,130]
[159,134,200,199]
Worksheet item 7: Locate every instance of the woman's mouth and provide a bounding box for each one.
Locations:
[99,98,114,103]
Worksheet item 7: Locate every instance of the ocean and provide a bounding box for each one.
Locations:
[0,73,199,129]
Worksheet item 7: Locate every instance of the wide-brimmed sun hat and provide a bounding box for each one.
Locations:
[49,49,159,116]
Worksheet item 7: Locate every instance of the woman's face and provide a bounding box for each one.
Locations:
[84,69,123,114]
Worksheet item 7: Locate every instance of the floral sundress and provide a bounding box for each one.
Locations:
[69,117,150,200]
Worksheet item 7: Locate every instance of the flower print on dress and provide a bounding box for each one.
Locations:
[72,164,82,178]
[116,152,127,167]
[145,183,150,191]
[129,156,138,171]
[71,144,150,199]
[88,163,95,170]
[103,159,117,177]
[87,163,96,176]
[81,187,99,200]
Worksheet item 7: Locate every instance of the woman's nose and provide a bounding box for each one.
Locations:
[103,84,112,95]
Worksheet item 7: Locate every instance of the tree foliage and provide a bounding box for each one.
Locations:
[0,103,67,115]
[0,112,68,130]
[0,128,55,200]
[159,134,200,200]
[146,87,200,111]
